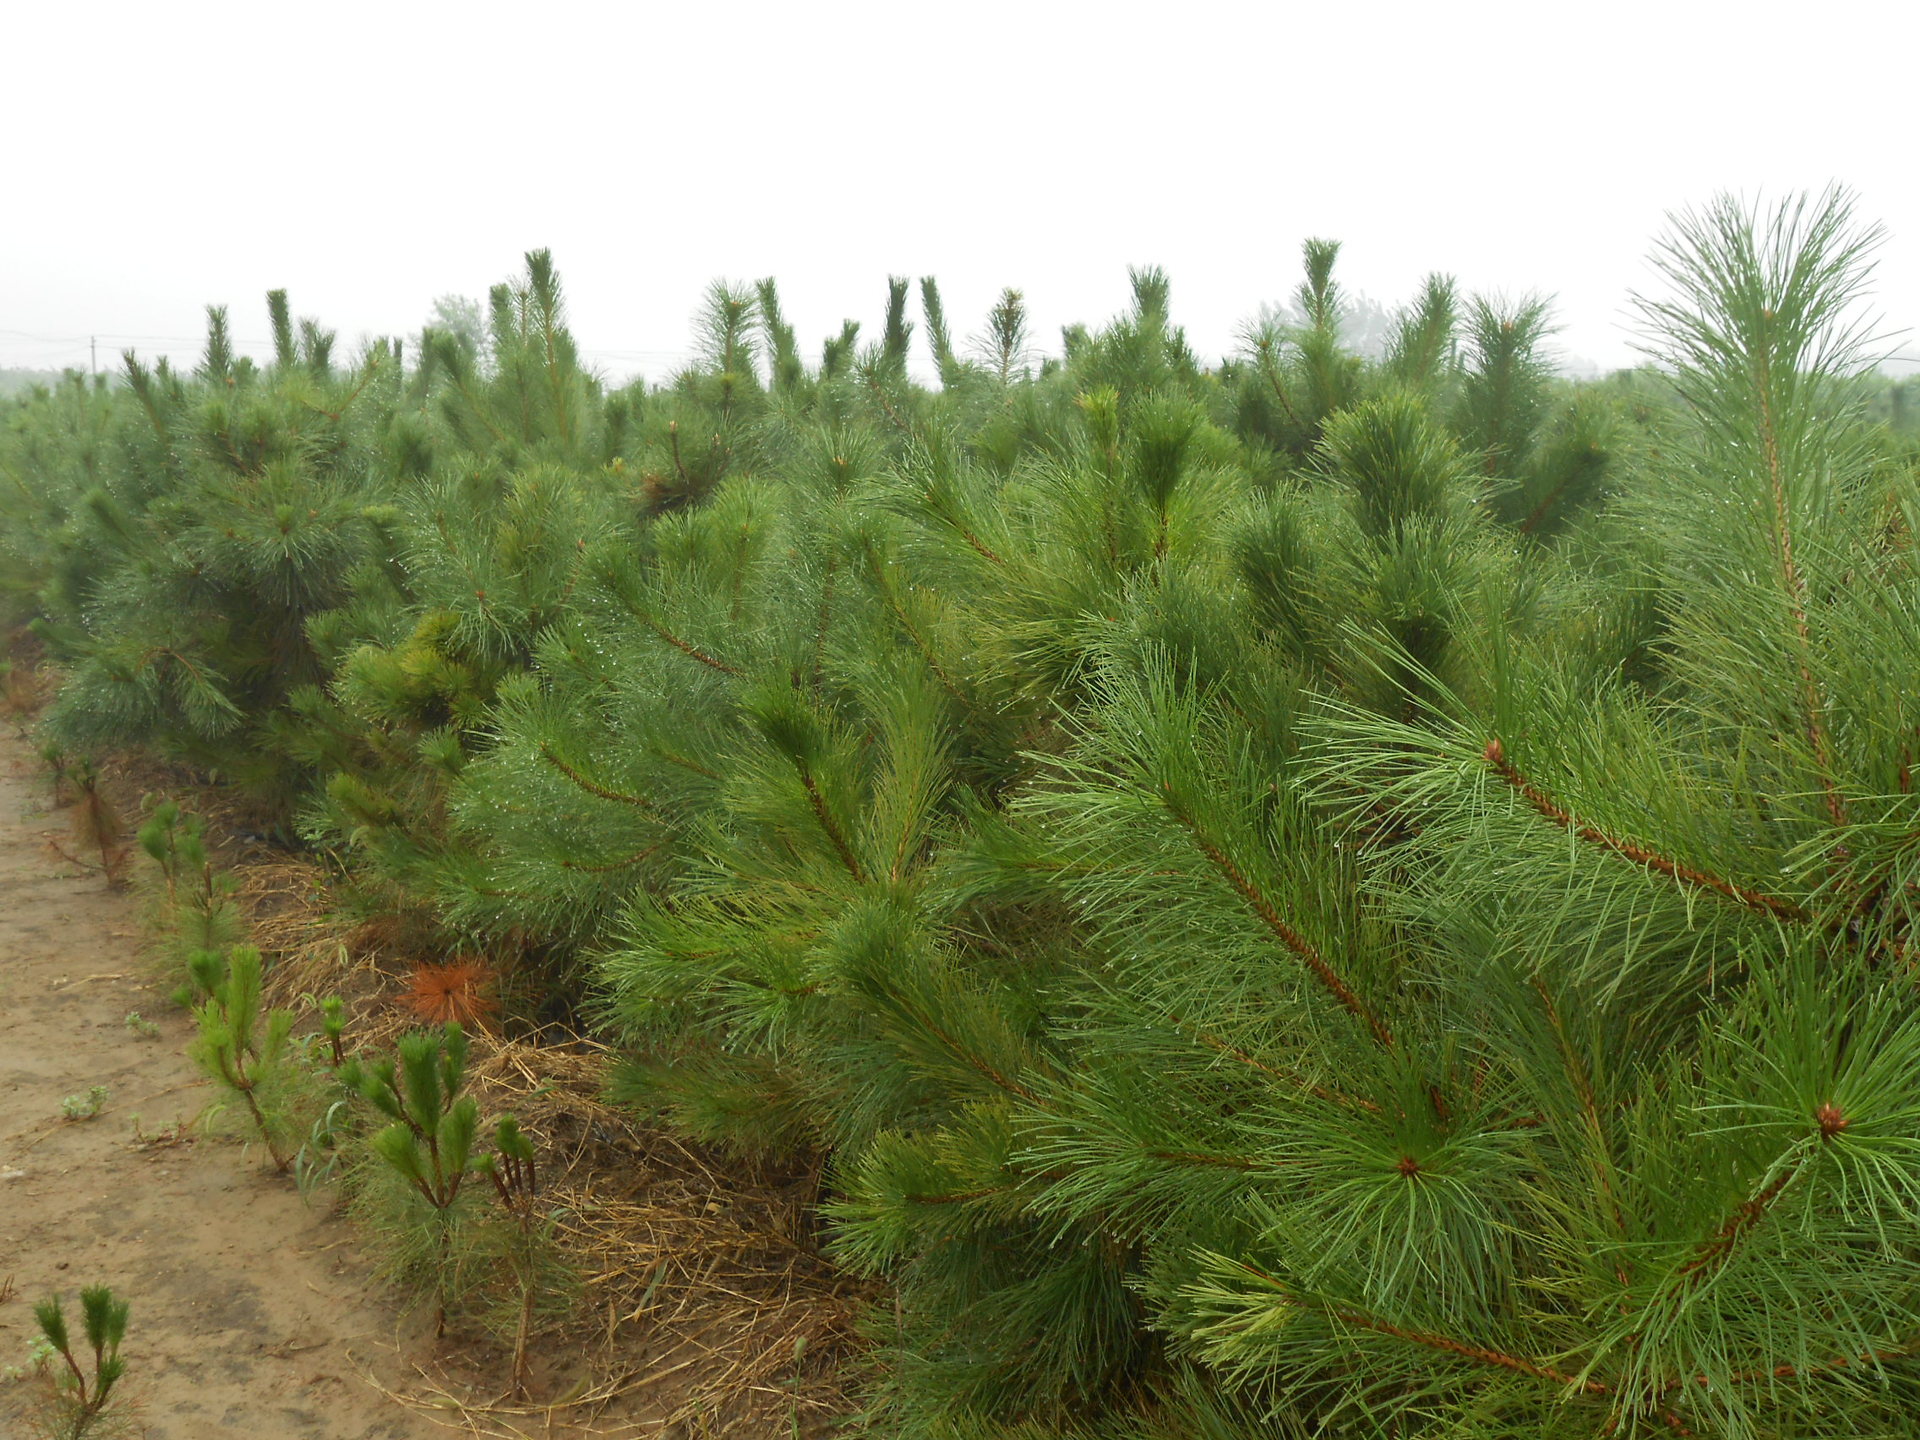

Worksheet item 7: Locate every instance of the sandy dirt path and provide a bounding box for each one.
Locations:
[0,732,445,1439]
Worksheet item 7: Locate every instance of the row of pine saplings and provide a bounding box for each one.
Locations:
[19,777,567,1440]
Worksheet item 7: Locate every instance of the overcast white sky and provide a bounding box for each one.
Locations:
[4,0,1917,382]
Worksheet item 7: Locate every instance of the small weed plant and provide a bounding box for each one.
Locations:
[58,1087,108,1122]
[121,1012,158,1040]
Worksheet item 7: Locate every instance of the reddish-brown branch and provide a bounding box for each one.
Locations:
[889,998,1044,1106]
[539,743,655,809]
[667,420,691,488]
[653,747,722,780]
[1662,1340,1920,1393]
[640,615,741,675]
[934,503,1006,566]
[1668,1164,1800,1292]
[905,1186,1011,1206]
[1149,1149,1263,1172]
[862,539,969,707]
[1518,466,1584,537]
[1172,1013,1383,1113]
[560,841,666,874]
[1229,1270,1912,1418]
[46,837,123,880]
[1161,791,1394,1049]
[1532,979,1630,1258]
[812,556,838,693]
[796,761,865,882]
[1259,343,1303,431]
[1335,1310,1607,1394]
[1484,740,1806,921]
[1753,350,1848,831]
[865,373,914,436]
[1231,1265,1609,1395]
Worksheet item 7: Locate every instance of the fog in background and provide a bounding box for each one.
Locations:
[5,0,1918,384]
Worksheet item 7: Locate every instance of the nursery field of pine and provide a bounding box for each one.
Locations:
[5,189,1920,1439]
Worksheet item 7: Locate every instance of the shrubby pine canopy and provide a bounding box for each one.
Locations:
[6,189,1920,1438]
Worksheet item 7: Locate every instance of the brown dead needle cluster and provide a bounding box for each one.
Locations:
[400,956,500,1027]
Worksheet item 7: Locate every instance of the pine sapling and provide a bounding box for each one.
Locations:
[29,1286,129,1440]
[39,743,69,807]
[319,995,346,1067]
[288,995,353,1197]
[59,761,126,886]
[344,1022,485,1336]
[187,946,299,1171]
[475,1115,564,1398]
[136,801,185,909]
[138,804,241,999]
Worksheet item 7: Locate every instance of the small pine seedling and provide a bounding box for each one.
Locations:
[343,1022,485,1336]
[30,1285,129,1439]
[67,762,126,887]
[186,947,299,1171]
[319,995,347,1067]
[39,743,70,808]
[140,805,242,1000]
[475,1115,568,1398]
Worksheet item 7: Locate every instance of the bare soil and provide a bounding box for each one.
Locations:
[0,730,450,1437]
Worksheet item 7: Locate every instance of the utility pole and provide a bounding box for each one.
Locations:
[90,336,97,375]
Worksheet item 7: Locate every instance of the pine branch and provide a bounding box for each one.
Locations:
[1672,1339,1920,1390]
[861,538,969,707]
[794,757,864,882]
[1753,329,1847,831]
[1158,789,1394,1049]
[1517,470,1580,537]
[913,482,1005,566]
[1483,739,1806,920]
[1149,1149,1263,1171]
[1665,1161,1801,1296]
[636,614,741,675]
[811,557,837,693]
[1530,979,1630,1254]
[650,747,721,780]
[539,743,656,808]
[1169,1011,1381,1114]
[864,369,914,437]
[905,1185,1014,1206]
[1227,1262,1610,1395]
[879,989,1043,1105]
[559,841,666,873]
[1245,328,1303,431]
